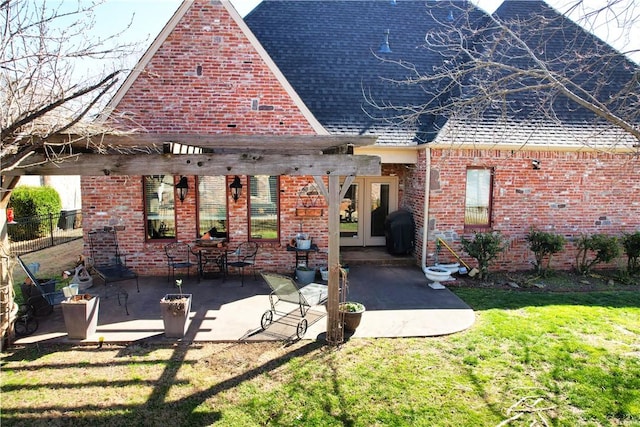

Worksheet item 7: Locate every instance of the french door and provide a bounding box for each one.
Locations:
[339,176,398,246]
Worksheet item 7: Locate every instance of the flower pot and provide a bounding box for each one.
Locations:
[160,294,192,338]
[295,268,316,285]
[339,302,365,332]
[297,239,312,250]
[61,294,99,339]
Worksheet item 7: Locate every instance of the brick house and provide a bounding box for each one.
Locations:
[245,0,639,272]
[82,0,638,277]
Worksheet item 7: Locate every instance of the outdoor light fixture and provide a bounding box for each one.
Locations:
[229,175,243,202]
[176,176,189,203]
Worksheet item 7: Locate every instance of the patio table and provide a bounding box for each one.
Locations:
[192,239,228,279]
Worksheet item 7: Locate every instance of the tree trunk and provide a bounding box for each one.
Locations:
[0,207,18,351]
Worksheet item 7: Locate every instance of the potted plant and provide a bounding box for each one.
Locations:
[61,293,99,339]
[339,301,365,332]
[319,266,329,281]
[295,265,316,285]
[160,280,192,338]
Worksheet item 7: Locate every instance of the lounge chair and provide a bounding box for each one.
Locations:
[260,272,328,339]
[17,256,64,317]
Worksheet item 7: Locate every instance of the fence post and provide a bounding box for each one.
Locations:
[49,212,55,247]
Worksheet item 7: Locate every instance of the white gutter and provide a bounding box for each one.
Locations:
[420,147,431,273]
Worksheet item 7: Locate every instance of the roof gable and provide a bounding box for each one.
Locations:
[104,0,326,135]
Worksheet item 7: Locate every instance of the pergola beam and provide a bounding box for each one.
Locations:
[42,133,378,153]
[4,153,381,176]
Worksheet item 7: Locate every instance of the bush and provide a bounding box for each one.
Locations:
[526,228,566,275]
[621,231,640,274]
[8,186,62,241]
[461,231,506,279]
[575,234,621,275]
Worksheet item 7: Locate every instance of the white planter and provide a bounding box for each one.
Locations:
[297,239,312,250]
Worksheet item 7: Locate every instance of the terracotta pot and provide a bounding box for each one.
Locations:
[296,207,324,217]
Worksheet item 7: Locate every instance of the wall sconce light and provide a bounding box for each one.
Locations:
[229,175,243,202]
[176,176,189,203]
[531,159,541,170]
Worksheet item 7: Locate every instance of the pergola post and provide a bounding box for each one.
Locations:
[325,173,342,344]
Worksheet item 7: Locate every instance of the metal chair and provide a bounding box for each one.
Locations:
[86,229,136,315]
[164,242,197,283]
[226,241,258,286]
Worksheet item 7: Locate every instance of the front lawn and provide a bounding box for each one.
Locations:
[1,289,638,426]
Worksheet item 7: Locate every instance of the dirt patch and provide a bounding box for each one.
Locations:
[449,269,640,293]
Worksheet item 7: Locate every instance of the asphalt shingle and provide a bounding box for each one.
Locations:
[245,0,638,149]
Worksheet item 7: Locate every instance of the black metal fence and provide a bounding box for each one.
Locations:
[8,210,83,255]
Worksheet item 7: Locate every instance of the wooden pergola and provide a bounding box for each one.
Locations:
[3,133,381,344]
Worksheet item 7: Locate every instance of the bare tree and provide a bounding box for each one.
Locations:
[364,0,639,150]
[0,0,137,348]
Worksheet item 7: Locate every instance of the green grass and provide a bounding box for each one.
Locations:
[1,289,639,426]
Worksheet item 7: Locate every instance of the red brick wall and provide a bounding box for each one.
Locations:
[420,148,640,272]
[82,175,330,276]
[108,0,314,135]
[82,0,329,276]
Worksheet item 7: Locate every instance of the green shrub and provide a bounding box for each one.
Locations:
[461,231,506,279]
[575,234,621,275]
[621,231,640,274]
[526,228,566,275]
[8,186,62,241]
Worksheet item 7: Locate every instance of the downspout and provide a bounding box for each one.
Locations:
[421,147,431,273]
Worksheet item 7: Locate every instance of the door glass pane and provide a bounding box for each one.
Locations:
[370,183,390,237]
[340,184,358,238]
[144,175,176,240]
[198,176,227,238]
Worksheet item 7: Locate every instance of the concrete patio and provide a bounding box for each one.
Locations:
[13,265,475,345]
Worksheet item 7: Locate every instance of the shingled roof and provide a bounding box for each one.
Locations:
[246,0,638,150]
[245,0,489,145]
[489,1,637,124]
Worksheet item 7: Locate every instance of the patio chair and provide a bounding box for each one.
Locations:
[164,242,197,283]
[260,272,328,339]
[226,241,258,286]
[88,229,137,314]
[17,256,65,317]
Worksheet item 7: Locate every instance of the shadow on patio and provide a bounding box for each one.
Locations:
[13,265,475,345]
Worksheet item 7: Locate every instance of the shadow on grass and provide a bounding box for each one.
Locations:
[1,310,328,426]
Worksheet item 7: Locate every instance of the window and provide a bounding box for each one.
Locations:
[249,175,279,240]
[144,175,176,240]
[197,176,227,238]
[464,168,493,229]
